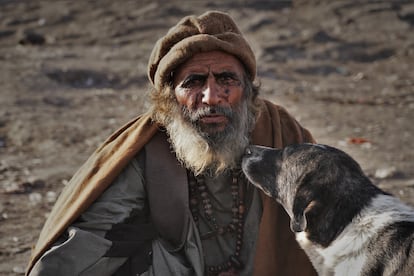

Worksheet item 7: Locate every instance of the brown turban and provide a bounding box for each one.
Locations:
[148,11,256,91]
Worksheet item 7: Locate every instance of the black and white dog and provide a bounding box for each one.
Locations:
[242,143,414,276]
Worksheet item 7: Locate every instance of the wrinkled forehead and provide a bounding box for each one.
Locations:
[173,51,246,82]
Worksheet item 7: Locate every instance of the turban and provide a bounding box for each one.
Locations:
[148,11,256,90]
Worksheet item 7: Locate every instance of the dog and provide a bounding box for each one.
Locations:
[241,143,414,276]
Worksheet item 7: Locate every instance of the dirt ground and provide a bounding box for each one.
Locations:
[0,1,413,274]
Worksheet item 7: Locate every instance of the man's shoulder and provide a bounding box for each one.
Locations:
[253,97,315,146]
[256,98,296,121]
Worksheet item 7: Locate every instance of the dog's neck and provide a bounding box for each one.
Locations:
[296,194,414,276]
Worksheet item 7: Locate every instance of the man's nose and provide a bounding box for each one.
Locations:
[201,77,222,106]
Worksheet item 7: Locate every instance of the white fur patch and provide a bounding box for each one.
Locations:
[296,231,310,246]
[309,194,414,274]
[334,255,367,276]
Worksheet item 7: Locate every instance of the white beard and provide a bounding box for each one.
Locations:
[165,100,253,176]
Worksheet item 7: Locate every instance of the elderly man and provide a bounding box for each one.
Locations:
[26,11,317,276]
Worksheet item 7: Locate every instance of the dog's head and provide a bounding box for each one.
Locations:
[242,143,383,247]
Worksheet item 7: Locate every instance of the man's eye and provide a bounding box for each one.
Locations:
[181,75,206,88]
[216,73,240,86]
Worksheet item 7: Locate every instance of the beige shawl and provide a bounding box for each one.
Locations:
[26,98,317,276]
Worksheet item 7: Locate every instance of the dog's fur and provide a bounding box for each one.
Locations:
[242,143,414,276]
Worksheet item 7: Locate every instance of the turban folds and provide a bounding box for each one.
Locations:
[148,11,256,90]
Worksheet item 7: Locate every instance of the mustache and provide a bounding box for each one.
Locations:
[182,105,234,123]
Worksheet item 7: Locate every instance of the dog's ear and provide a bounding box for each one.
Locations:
[291,200,317,232]
[290,212,306,232]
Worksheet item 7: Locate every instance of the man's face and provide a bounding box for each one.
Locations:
[173,51,245,138]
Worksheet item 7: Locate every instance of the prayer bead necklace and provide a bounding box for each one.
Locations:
[188,170,246,275]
